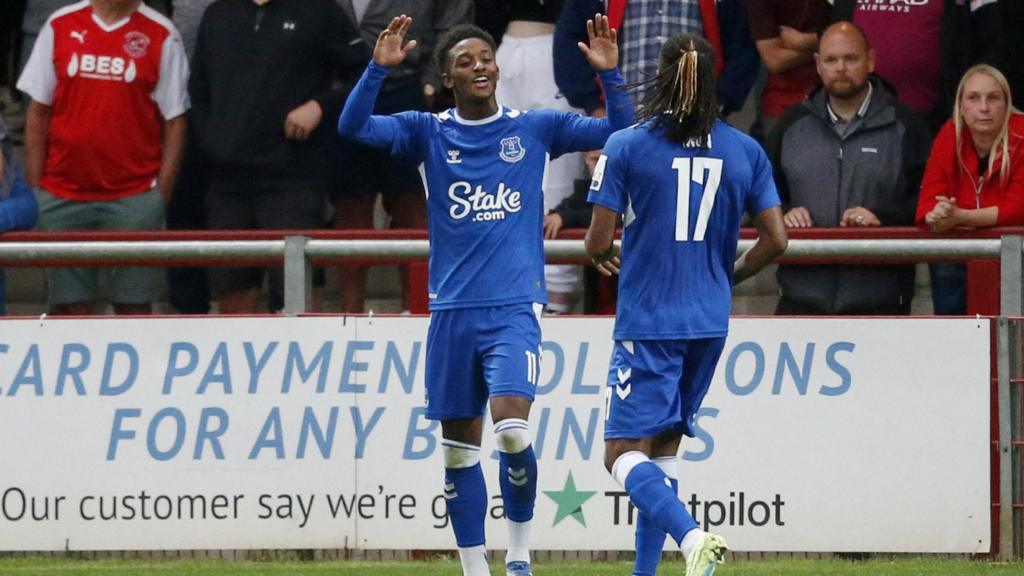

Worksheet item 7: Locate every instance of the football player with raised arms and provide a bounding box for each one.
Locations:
[585,34,788,576]
[338,13,634,576]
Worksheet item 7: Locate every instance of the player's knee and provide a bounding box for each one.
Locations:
[603,450,616,474]
[609,450,649,487]
[493,418,531,453]
[604,440,641,474]
[604,446,628,474]
[442,439,481,469]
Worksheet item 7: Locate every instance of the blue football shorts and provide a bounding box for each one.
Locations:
[603,337,727,440]
[424,302,543,421]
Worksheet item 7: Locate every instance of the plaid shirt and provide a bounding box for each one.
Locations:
[619,0,703,103]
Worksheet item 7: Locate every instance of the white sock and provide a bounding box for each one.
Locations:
[458,545,490,576]
[611,450,650,488]
[544,302,570,314]
[505,519,532,564]
[652,455,678,482]
[681,528,705,559]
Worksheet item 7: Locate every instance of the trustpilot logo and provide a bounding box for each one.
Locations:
[447,180,522,222]
[67,53,137,83]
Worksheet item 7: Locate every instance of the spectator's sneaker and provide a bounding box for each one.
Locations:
[506,560,533,576]
[685,532,728,576]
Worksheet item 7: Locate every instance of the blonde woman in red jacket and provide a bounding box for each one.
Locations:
[917,64,1024,231]
[916,64,1024,314]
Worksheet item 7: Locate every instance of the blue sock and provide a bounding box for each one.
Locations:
[445,463,488,547]
[624,462,697,545]
[632,477,677,576]
[498,445,537,522]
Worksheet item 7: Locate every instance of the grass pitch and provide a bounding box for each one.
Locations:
[0,558,1023,575]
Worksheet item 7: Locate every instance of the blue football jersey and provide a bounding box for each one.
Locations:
[588,119,781,339]
[340,61,633,310]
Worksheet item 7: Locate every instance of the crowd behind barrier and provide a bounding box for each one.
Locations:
[0,0,1022,317]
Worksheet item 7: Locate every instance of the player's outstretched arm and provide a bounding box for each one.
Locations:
[338,17,414,147]
[373,15,418,67]
[577,14,618,72]
[734,205,787,284]
[585,204,621,276]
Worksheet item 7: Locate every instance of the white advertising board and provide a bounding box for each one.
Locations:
[0,316,990,552]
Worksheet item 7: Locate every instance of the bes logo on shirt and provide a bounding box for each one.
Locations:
[447,181,523,223]
[67,53,137,83]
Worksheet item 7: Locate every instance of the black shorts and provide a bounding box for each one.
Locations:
[205,187,324,296]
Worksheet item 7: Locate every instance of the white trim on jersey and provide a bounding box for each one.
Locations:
[137,2,179,33]
[15,0,189,115]
[417,163,430,199]
[91,12,131,33]
[16,17,57,105]
[453,106,503,126]
[151,27,190,119]
[540,152,551,209]
[13,0,86,105]
[970,0,998,11]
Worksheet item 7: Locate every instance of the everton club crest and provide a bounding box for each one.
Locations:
[499,136,526,163]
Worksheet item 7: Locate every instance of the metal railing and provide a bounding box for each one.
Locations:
[0,235,1011,313]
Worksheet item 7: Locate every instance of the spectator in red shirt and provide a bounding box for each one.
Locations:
[743,0,830,139]
[917,64,1024,232]
[17,0,189,315]
[916,64,1024,315]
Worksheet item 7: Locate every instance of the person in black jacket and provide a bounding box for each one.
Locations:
[189,0,369,314]
[1000,1,1024,113]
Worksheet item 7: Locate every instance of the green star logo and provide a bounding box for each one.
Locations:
[543,471,597,527]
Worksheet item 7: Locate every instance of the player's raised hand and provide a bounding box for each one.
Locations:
[373,15,417,67]
[578,14,618,72]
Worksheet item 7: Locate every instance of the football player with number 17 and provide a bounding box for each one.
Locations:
[585,34,788,576]
[338,13,634,576]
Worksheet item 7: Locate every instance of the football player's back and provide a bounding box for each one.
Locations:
[585,33,788,576]
[604,119,779,339]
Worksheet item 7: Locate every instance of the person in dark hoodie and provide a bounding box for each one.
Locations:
[189,0,369,313]
[767,21,932,315]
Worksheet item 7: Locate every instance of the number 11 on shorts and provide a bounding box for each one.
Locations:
[525,349,540,386]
